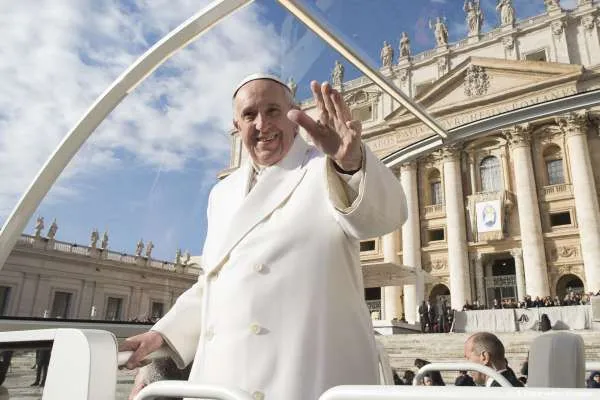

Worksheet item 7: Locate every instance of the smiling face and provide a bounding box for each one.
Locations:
[233,79,297,167]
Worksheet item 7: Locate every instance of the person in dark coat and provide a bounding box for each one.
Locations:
[427,301,436,332]
[414,358,445,386]
[418,301,429,333]
[463,332,523,387]
[587,371,600,388]
[455,370,476,386]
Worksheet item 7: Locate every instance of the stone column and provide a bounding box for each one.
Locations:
[560,112,600,293]
[507,125,550,297]
[443,147,471,310]
[469,154,477,194]
[474,253,485,304]
[401,162,424,324]
[501,153,511,192]
[550,19,570,64]
[17,273,39,317]
[580,13,600,66]
[77,280,96,319]
[510,248,526,301]
[382,231,403,320]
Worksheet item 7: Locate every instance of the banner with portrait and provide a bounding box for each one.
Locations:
[476,200,502,233]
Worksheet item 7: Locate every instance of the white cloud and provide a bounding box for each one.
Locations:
[0,0,282,216]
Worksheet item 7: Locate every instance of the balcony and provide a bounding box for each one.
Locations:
[539,184,573,202]
[423,204,446,218]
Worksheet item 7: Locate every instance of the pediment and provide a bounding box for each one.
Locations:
[384,56,583,122]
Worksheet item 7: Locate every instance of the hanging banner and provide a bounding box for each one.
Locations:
[476,200,502,233]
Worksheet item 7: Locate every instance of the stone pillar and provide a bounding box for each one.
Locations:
[382,231,403,320]
[77,280,96,319]
[129,287,143,320]
[17,273,39,317]
[474,253,485,304]
[468,154,477,194]
[510,248,526,301]
[443,147,471,310]
[550,19,570,64]
[401,162,424,324]
[501,153,511,192]
[560,112,600,293]
[580,13,600,66]
[507,125,550,297]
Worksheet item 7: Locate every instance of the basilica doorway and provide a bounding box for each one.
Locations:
[484,255,517,307]
[429,283,450,305]
[556,274,584,299]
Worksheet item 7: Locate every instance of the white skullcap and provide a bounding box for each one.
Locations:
[232,72,291,98]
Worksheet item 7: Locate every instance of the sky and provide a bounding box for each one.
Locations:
[0,0,581,261]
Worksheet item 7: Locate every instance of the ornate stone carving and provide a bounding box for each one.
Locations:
[430,259,448,271]
[442,145,462,161]
[399,32,411,58]
[429,17,449,47]
[502,36,515,51]
[400,161,417,172]
[556,111,590,136]
[506,124,532,148]
[549,244,579,262]
[399,69,410,83]
[496,0,516,27]
[464,0,484,37]
[380,41,394,68]
[551,20,566,37]
[464,65,490,97]
[581,15,597,32]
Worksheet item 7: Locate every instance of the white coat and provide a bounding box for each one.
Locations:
[153,135,406,400]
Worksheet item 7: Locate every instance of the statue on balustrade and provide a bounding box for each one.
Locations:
[331,60,344,88]
[287,77,297,100]
[175,248,182,265]
[496,0,516,26]
[399,32,411,58]
[183,250,191,266]
[544,0,561,12]
[429,17,449,47]
[145,241,154,258]
[136,239,144,257]
[34,216,44,238]
[47,219,58,240]
[90,229,99,249]
[464,0,484,37]
[380,41,394,68]
[101,231,109,249]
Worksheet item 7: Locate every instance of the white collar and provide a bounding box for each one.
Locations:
[485,369,507,387]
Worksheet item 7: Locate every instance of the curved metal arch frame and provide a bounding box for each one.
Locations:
[0,0,442,270]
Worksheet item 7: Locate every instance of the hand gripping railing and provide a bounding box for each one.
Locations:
[413,362,512,387]
[132,381,254,400]
[117,349,171,367]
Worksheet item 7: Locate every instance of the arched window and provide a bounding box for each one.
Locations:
[543,145,564,186]
[479,156,502,192]
[428,169,443,205]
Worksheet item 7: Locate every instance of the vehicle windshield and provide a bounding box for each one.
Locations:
[1,0,600,398]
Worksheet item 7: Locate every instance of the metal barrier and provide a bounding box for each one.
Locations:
[133,381,253,400]
[413,362,512,387]
[318,386,597,400]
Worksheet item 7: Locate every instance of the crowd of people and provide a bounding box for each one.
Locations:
[418,300,453,333]
[462,291,599,311]
[392,331,600,389]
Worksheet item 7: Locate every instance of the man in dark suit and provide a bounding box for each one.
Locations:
[427,301,436,332]
[454,370,476,386]
[463,332,523,387]
[418,301,429,333]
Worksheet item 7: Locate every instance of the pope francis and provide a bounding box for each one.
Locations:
[121,74,407,400]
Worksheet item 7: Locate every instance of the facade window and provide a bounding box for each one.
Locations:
[151,301,165,319]
[428,169,443,205]
[360,240,376,252]
[50,291,72,319]
[480,156,502,192]
[351,105,373,122]
[544,146,564,185]
[105,297,123,321]
[550,211,572,227]
[525,49,547,62]
[427,228,445,242]
[0,286,10,316]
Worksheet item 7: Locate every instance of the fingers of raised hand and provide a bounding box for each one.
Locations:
[321,82,338,121]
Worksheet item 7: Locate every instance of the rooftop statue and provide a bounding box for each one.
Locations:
[429,17,449,47]
[90,229,99,248]
[496,0,516,26]
[331,60,344,87]
[544,0,561,12]
[101,231,109,249]
[47,219,58,240]
[380,41,394,68]
[145,241,155,258]
[399,32,411,58]
[464,0,484,37]
[136,239,144,257]
[34,216,44,238]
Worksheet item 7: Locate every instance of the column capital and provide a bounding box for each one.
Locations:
[556,111,590,137]
[442,145,462,162]
[510,248,523,258]
[505,124,532,149]
[400,161,417,172]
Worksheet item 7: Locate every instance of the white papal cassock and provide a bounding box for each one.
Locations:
[152,135,407,400]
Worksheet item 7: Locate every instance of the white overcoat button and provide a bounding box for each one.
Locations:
[249,322,262,335]
[252,391,265,400]
[205,327,214,341]
[253,264,265,273]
